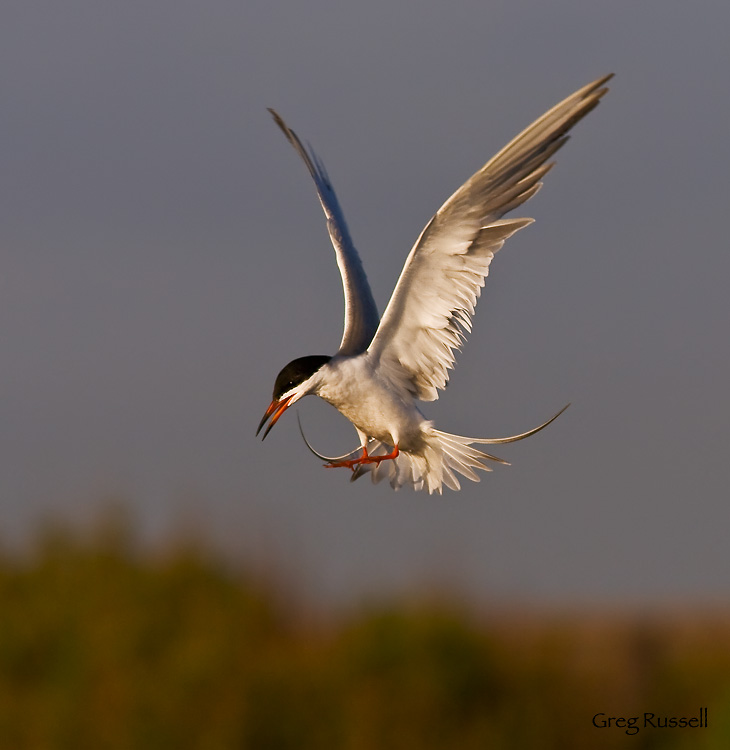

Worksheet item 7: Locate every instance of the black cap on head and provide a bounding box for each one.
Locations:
[272,355,331,400]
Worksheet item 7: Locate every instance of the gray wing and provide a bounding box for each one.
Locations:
[269,110,379,355]
[367,75,612,400]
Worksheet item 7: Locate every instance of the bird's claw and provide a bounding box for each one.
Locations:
[324,444,400,471]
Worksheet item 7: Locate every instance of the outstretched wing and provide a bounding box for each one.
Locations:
[367,75,612,400]
[269,110,379,355]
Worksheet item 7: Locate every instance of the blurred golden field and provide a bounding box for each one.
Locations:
[1,511,729,749]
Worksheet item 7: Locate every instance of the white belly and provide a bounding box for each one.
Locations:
[316,355,427,451]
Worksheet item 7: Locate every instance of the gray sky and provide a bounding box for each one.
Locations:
[3,1,729,610]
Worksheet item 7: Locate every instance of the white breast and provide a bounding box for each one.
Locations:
[315,354,427,450]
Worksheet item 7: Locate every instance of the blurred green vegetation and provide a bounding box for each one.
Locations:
[1,513,729,749]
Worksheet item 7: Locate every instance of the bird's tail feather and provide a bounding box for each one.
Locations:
[352,405,569,494]
[351,430,508,494]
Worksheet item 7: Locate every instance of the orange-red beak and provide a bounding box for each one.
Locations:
[256,395,294,440]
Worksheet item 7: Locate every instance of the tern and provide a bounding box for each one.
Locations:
[258,75,612,493]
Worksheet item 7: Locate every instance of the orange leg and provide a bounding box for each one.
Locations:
[325,444,400,471]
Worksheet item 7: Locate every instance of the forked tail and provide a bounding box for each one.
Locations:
[349,404,570,494]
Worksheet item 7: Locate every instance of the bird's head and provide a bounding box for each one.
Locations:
[256,355,331,440]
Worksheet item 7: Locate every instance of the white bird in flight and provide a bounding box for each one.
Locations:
[258,75,612,493]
